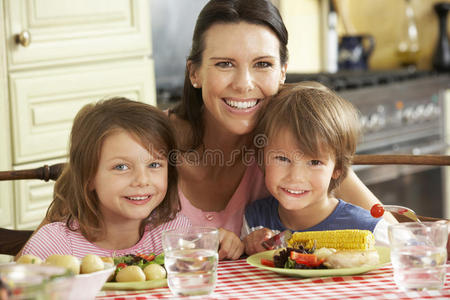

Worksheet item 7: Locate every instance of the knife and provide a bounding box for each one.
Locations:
[261,230,292,250]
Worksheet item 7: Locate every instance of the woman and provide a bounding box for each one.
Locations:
[168,0,392,260]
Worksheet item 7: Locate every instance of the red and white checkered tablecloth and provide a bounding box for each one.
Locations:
[97,259,450,299]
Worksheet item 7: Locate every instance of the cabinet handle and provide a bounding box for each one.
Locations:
[15,30,31,47]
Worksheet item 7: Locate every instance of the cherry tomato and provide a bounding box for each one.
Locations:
[261,258,275,267]
[116,263,127,270]
[370,204,385,218]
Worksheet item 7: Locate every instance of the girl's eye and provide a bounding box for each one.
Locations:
[309,160,322,166]
[255,61,272,68]
[216,61,233,68]
[149,162,161,168]
[114,164,129,171]
[275,156,290,163]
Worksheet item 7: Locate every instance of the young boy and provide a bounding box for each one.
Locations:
[242,82,388,255]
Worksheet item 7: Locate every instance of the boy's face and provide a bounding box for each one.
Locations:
[264,129,340,212]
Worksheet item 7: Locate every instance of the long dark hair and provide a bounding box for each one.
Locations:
[47,97,180,242]
[171,0,289,150]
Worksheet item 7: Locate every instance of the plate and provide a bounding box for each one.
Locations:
[246,246,390,278]
[103,278,167,290]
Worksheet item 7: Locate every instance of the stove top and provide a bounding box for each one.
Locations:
[285,69,438,91]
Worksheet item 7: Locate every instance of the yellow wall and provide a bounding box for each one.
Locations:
[341,0,450,70]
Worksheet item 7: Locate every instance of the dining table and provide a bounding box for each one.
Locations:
[97,258,450,299]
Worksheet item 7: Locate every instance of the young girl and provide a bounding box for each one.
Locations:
[22,98,191,259]
[242,82,388,255]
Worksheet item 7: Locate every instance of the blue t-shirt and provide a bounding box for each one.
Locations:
[244,196,380,234]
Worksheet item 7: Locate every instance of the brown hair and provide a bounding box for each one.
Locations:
[171,0,288,150]
[254,82,361,192]
[47,97,180,242]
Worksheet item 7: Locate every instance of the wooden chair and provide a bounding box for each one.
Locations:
[0,155,449,256]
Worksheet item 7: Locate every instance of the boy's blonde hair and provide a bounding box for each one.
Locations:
[254,82,361,192]
[47,97,180,242]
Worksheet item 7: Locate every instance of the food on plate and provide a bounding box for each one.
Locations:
[109,253,166,282]
[116,265,146,282]
[16,254,42,265]
[288,229,376,250]
[143,264,166,280]
[45,254,81,275]
[101,256,114,265]
[81,254,105,274]
[263,230,379,269]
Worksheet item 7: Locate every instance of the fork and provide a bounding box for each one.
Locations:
[371,204,422,222]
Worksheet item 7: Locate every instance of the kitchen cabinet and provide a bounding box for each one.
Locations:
[0,0,156,229]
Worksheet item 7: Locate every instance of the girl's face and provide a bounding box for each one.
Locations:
[91,130,168,227]
[264,129,340,212]
[190,22,287,136]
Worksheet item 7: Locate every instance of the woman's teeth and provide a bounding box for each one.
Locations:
[126,196,149,201]
[225,99,258,109]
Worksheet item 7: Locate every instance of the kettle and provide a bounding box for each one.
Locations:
[338,34,375,71]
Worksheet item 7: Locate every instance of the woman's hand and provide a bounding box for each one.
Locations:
[218,228,244,260]
[243,228,275,256]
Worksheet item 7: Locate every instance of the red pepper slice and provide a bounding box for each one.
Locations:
[137,253,155,262]
[261,258,275,267]
[116,263,127,270]
[290,252,324,267]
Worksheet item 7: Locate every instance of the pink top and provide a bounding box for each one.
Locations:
[22,214,191,260]
[179,160,269,235]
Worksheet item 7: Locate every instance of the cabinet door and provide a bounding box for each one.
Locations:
[5,0,151,70]
[9,58,156,164]
[13,159,64,230]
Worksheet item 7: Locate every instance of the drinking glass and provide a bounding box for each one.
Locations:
[388,221,448,291]
[162,227,219,297]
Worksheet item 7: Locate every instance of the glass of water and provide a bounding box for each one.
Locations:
[162,227,219,297]
[388,221,448,291]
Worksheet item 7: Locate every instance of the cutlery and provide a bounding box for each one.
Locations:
[371,203,421,222]
[261,230,292,250]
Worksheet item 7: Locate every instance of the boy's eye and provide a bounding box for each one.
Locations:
[215,61,233,68]
[309,160,322,166]
[275,156,290,163]
[114,164,129,171]
[149,162,161,168]
[255,61,272,68]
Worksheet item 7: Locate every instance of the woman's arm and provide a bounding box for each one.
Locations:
[335,169,398,224]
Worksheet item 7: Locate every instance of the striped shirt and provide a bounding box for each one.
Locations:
[22,213,191,260]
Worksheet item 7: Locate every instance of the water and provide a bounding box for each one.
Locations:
[391,245,447,291]
[165,249,218,296]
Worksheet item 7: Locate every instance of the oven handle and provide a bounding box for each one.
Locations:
[353,142,449,171]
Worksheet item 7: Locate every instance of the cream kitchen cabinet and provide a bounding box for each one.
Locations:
[0,0,156,229]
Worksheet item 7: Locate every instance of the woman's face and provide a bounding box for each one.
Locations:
[190,22,287,136]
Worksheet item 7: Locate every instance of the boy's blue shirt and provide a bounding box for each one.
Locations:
[244,196,380,233]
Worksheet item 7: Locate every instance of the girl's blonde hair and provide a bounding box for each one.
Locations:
[254,82,361,192]
[47,97,180,241]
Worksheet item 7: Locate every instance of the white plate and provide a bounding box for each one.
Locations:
[246,246,390,278]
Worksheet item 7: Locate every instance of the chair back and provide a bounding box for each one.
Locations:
[0,154,449,256]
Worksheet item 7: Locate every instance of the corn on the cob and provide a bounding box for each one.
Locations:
[287,230,375,250]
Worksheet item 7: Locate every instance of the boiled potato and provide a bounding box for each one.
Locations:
[81,254,104,274]
[45,254,80,275]
[16,254,43,265]
[100,256,114,265]
[143,264,166,280]
[116,265,146,282]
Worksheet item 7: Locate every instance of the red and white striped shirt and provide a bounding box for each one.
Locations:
[22,213,191,260]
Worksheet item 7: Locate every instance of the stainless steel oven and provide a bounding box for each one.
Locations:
[286,70,450,218]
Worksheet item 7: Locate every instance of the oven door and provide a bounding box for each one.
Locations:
[353,137,447,218]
